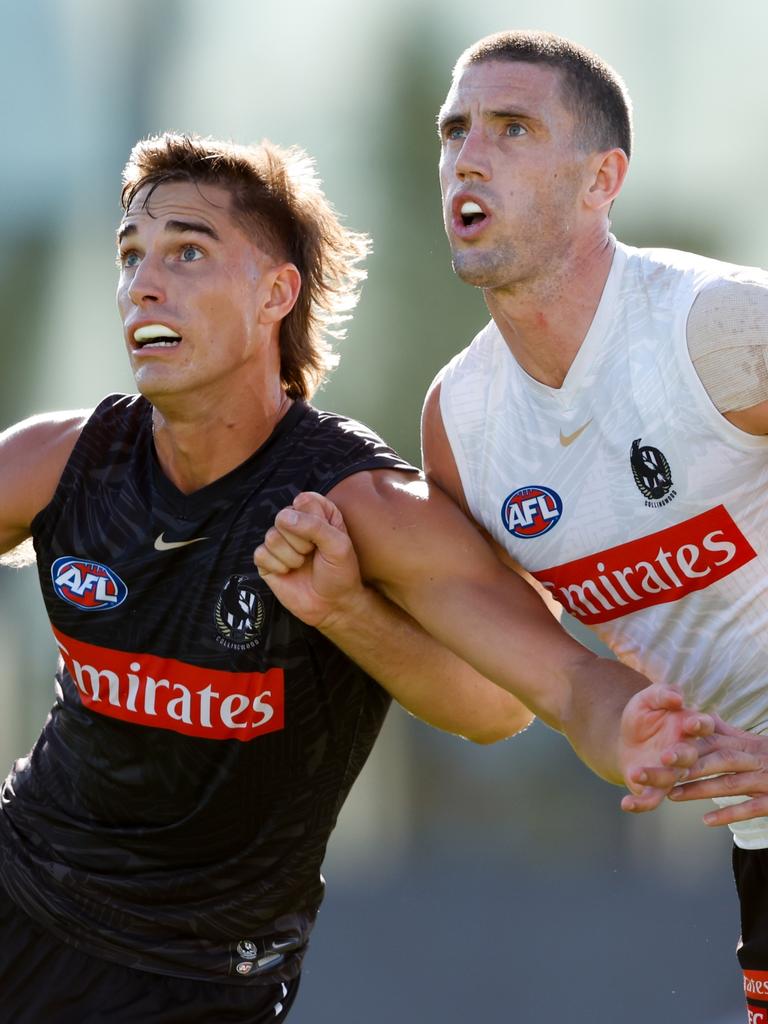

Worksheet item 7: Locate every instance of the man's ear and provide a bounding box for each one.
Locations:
[259,263,302,324]
[584,148,629,212]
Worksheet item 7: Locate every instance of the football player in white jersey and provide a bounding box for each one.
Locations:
[257,29,768,1022]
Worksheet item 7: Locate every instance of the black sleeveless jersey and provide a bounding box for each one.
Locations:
[0,395,417,985]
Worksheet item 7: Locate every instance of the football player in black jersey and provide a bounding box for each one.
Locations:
[0,132,716,1022]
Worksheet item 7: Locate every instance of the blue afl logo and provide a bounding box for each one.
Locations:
[501,486,563,539]
[51,556,128,611]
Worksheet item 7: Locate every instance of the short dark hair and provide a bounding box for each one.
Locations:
[456,30,633,158]
[121,133,370,399]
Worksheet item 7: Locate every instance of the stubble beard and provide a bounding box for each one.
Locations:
[450,239,521,290]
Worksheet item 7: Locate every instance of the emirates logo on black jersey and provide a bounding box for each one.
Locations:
[630,438,677,508]
[215,576,266,651]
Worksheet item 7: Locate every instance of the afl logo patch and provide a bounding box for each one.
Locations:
[501,486,563,538]
[51,557,128,611]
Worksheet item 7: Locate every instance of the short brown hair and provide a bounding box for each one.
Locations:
[121,133,370,399]
[456,30,633,158]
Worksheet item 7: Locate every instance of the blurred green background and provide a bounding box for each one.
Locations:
[1,1,766,1020]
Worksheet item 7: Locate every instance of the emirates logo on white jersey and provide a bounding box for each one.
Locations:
[532,505,756,625]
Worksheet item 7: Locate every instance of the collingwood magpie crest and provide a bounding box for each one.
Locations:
[630,438,677,507]
[214,575,266,650]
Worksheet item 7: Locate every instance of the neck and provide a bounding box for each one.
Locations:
[485,232,616,389]
[151,383,293,494]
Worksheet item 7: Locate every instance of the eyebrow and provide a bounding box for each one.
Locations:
[436,109,461,133]
[437,107,536,133]
[117,219,221,245]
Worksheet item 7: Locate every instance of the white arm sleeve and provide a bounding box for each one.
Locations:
[686,275,768,413]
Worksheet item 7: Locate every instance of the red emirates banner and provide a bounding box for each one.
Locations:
[532,505,756,625]
[52,626,285,741]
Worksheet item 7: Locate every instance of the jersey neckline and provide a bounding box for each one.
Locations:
[150,399,309,513]
[499,238,628,404]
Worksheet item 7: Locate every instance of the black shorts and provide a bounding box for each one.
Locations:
[0,886,301,1024]
[733,844,768,1020]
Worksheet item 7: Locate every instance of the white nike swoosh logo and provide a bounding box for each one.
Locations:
[154,533,208,551]
[559,419,593,447]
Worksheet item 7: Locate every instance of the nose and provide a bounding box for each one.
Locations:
[454,126,492,181]
[126,254,167,307]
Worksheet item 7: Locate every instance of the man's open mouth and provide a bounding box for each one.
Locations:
[460,201,487,228]
[133,324,182,349]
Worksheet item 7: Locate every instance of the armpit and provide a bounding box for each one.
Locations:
[0,538,35,568]
[687,275,768,413]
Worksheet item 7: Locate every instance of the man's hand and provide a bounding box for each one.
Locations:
[665,716,768,826]
[618,684,715,813]
[253,491,364,628]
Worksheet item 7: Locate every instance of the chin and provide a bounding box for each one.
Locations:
[452,255,502,288]
[132,370,181,402]
[452,243,520,290]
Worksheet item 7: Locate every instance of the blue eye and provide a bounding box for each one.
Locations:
[120,251,140,268]
[181,245,202,262]
[506,123,527,137]
[441,124,466,142]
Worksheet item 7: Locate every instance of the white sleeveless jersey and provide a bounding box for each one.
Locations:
[440,241,768,847]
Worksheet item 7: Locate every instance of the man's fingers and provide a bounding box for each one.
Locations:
[674,747,763,782]
[711,714,749,739]
[621,787,665,814]
[680,712,714,738]
[669,769,766,805]
[660,738,706,769]
[626,763,690,793]
[701,796,768,827]
[640,684,684,712]
[292,492,347,532]
[690,733,747,758]
[259,525,311,570]
[254,543,294,576]
[638,687,713,738]
[272,508,352,565]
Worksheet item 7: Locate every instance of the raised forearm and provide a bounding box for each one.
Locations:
[557,650,645,783]
[257,481,704,792]
[318,585,534,743]
[380,569,666,782]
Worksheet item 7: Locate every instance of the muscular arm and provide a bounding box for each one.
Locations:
[328,468,664,782]
[258,477,708,793]
[0,411,89,556]
[314,580,534,743]
[255,492,534,743]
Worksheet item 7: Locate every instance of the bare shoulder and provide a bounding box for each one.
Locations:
[327,466,498,594]
[1,409,90,471]
[0,409,91,553]
[1,408,90,447]
[328,467,430,529]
